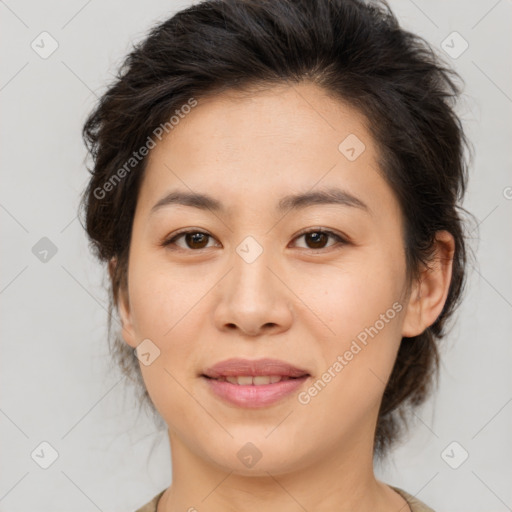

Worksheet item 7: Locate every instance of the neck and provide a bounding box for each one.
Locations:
[158,428,408,512]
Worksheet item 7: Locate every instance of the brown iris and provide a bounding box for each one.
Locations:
[185,232,210,249]
[304,231,329,249]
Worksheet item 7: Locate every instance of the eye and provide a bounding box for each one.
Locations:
[291,229,347,250]
[162,230,219,251]
[161,228,347,252]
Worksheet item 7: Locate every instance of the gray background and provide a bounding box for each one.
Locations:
[1,1,511,511]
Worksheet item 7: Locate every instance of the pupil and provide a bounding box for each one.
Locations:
[187,233,207,248]
[308,232,326,248]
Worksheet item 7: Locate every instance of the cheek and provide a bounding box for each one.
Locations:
[128,268,205,417]
[307,254,405,341]
[128,263,208,365]
[304,251,406,399]
[128,262,196,336]
[298,280,404,428]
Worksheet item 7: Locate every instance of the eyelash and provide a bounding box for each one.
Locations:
[160,228,349,252]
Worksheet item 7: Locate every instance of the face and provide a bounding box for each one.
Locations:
[117,82,420,475]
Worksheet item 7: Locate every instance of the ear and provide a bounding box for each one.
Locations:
[401,231,455,338]
[109,256,138,348]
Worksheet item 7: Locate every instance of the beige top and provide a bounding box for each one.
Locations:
[134,485,435,512]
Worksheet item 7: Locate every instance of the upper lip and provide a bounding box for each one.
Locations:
[202,358,310,379]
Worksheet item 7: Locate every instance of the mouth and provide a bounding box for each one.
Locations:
[202,357,310,379]
[202,375,306,385]
[201,358,311,408]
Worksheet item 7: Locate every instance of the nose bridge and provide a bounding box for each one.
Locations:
[231,233,277,303]
[212,231,293,335]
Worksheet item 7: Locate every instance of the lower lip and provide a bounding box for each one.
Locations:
[203,376,309,408]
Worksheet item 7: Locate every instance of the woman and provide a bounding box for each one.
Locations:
[80,0,470,510]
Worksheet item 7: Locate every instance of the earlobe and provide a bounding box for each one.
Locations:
[109,256,138,348]
[401,231,455,338]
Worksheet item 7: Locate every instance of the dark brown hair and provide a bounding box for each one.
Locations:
[79,0,471,460]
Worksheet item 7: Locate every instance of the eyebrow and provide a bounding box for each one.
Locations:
[150,187,369,216]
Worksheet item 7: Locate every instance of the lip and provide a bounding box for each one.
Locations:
[202,358,309,378]
[201,358,310,408]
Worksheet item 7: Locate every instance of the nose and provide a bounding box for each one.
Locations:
[213,244,294,337]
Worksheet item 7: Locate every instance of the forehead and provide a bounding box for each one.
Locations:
[138,82,393,217]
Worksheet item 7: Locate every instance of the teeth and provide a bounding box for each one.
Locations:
[236,376,253,385]
[221,375,288,385]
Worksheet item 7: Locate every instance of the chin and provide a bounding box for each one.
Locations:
[204,441,310,477]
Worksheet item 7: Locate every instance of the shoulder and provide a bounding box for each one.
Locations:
[390,486,436,512]
[133,489,166,512]
[134,486,433,512]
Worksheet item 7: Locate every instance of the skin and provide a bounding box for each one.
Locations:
[115,81,454,512]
